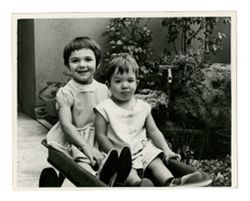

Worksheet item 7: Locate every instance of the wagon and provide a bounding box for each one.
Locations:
[39,139,212,187]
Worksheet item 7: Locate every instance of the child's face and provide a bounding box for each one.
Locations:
[109,67,138,102]
[68,48,96,84]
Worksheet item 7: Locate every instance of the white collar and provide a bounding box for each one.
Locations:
[68,79,97,92]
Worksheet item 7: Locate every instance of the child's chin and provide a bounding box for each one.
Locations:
[119,97,132,102]
[74,78,92,84]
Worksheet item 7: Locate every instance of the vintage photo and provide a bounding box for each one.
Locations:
[13,12,237,189]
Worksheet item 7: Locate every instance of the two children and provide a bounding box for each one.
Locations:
[47,36,202,187]
[46,37,131,186]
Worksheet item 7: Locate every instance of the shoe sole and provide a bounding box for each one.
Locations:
[180,171,203,185]
[115,146,132,184]
[98,150,118,185]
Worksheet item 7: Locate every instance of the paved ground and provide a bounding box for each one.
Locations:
[15,113,51,189]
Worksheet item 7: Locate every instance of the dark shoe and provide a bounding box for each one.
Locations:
[113,146,132,186]
[39,167,64,187]
[97,149,118,185]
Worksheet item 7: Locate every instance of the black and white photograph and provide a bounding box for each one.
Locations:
[13,12,237,190]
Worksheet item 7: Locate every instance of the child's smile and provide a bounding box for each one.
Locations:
[68,48,96,84]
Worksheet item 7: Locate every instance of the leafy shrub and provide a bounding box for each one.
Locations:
[100,18,153,90]
[189,155,232,186]
[102,18,152,66]
[161,17,231,63]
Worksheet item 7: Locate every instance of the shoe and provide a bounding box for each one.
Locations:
[39,167,64,187]
[113,146,132,186]
[170,171,203,186]
[96,149,118,185]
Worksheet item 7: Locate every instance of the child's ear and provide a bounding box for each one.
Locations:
[136,79,140,85]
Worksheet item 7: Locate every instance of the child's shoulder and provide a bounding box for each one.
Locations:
[135,98,152,113]
[57,82,72,94]
[136,98,151,107]
[93,80,109,92]
[94,80,107,88]
[97,98,112,106]
[95,98,112,111]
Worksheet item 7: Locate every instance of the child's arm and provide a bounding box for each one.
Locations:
[59,105,104,166]
[94,111,115,153]
[145,113,181,163]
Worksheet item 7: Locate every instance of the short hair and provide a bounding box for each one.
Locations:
[106,53,139,82]
[63,36,102,68]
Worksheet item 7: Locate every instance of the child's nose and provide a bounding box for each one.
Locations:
[79,60,86,67]
[121,81,128,88]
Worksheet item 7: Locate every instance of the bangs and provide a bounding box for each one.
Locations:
[115,60,135,75]
[63,37,102,67]
[107,53,139,81]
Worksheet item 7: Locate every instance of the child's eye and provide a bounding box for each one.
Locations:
[85,57,93,62]
[128,79,135,83]
[70,59,79,63]
[114,80,121,83]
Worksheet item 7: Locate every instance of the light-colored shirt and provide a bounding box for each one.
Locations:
[47,79,109,151]
[56,79,109,129]
[95,98,151,155]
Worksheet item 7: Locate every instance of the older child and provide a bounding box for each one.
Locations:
[94,53,203,187]
[46,37,131,186]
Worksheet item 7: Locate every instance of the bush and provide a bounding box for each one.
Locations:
[189,155,232,186]
[100,18,154,90]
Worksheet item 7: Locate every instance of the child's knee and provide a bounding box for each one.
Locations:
[125,169,141,186]
[147,157,164,170]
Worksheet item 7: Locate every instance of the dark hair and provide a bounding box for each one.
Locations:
[63,36,102,68]
[106,53,139,82]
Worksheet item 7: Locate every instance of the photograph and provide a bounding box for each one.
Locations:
[13,11,236,189]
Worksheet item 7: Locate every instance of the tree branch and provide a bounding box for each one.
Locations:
[186,20,207,46]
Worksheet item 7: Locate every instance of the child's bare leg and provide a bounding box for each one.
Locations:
[125,168,141,186]
[125,168,154,187]
[146,157,173,186]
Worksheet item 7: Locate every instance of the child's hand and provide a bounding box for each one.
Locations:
[164,151,181,165]
[81,144,105,167]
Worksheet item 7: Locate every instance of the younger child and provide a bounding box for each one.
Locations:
[94,53,203,187]
[46,37,131,186]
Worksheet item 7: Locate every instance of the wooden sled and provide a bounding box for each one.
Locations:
[39,139,212,187]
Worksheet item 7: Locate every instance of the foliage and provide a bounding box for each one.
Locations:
[102,18,152,65]
[101,18,153,88]
[166,137,232,186]
[154,17,231,130]
[165,53,207,129]
[200,64,231,130]
[189,155,232,186]
[150,54,231,132]
[161,17,231,63]
[168,141,232,186]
